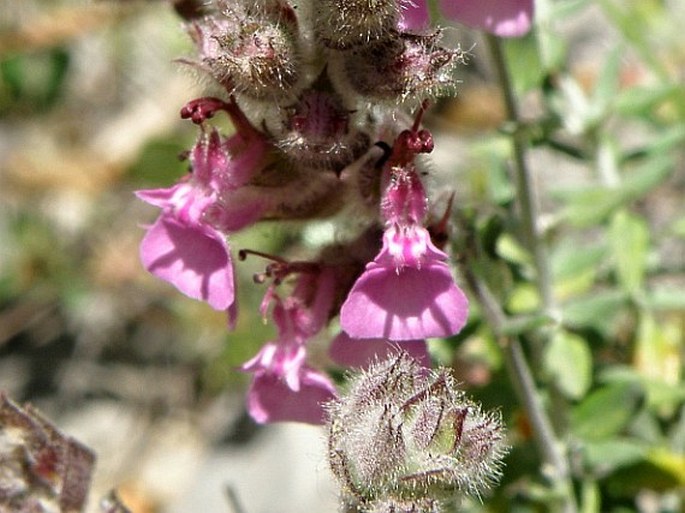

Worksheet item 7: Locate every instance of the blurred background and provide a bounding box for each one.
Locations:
[0,1,329,511]
[1,1,684,512]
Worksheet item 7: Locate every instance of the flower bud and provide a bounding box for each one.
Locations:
[313,0,401,49]
[326,353,507,512]
[332,32,466,105]
[276,86,370,173]
[187,0,301,100]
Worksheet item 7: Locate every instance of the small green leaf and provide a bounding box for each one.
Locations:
[507,283,540,314]
[551,239,607,280]
[590,47,621,120]
[580,478,600,513]
[562,289,628,329]
[615,83,680,117]
[570,382,643,441]
[559,187,622,227]
[645,286,685,311]
[636,124,685,158]
[634,311,682,385]
[544,330,593,400]
[496,234,532,267]
[557,155,673,227]
[581,439,648,474]
[609,210,649,295]
[550,0,593,19]
[501,312,556,336]
[598,365,685,413]
[604,451,685,497]
[503,33,547,93]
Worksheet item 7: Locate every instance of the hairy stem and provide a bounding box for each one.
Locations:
[485,34,577,513]
[486,34,556,313]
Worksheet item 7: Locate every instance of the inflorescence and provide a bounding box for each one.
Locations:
[138,0,470,424]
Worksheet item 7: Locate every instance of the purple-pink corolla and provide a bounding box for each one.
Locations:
[329,330,430,369]
[400,0,534,38]
[241,266,338,424]
[137,130,235,312]
[137,98,268,314]
[340,112,469,341]
[340,223,468,340]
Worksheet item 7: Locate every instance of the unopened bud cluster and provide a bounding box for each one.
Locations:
[187,0,464,111]
[326,353,508,513]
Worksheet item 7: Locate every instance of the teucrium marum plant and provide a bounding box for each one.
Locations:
[137,0,527,504]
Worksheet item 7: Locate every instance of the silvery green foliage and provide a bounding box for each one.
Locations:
[326,353,508,513]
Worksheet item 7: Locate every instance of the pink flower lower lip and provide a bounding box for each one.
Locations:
[340,260,468,341]
[400,0,534,38]
[139,211,235,311]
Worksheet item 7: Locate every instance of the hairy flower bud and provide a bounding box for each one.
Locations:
[332,32,466,104]
[313,0,401,49]
[276,86,371,173]
[326,353,507,513]
[187,0,301,100]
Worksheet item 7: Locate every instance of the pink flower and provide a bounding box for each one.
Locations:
[138,208,235,311]
[241,270,338,424]
[340,225,468,340]
[400,0,534,38]
[340,120,468,341]
[137,130,236,310]
[137,100,270,311]
[398,0,430,31]
[246,368,337,424]
[329,331,431,369]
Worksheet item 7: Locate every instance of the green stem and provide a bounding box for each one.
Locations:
[485,34,577,513]
[486,34,557,314]
[460,262,576,513]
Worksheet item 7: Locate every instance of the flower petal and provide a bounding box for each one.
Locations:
[140,214,234,310]
[340,262,468,340]
[246,369,337,424]
[439,0,533,37]
[329,331,430,369]
[398,0,430,32]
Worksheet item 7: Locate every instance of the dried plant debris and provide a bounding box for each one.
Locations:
[98,491,131,513]
[0,393,95,513]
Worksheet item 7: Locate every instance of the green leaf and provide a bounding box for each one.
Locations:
[615,83,681,117]
[544,330,592,400]
[550,0,593,19]
[645,286,685,311]
[562,289,628,329]
[557,155,673,227]
[128,137,191,185]
[590,47,621,121]
[551,239,607,280]
[609,210,649,295]
[507,283,540,314]
[635,124,685,158]
[634,311,682,384]
[604,452,685,498]
[570,382,644,441]
[599,0,672,82]
[581,439,648,475]
[501,312,557,336]
[496,233,532,267]
[671,216,685,238]
[503,33,547,93]
[580,479,600,513]
[535,0,569,72]
[598,365,685,414]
